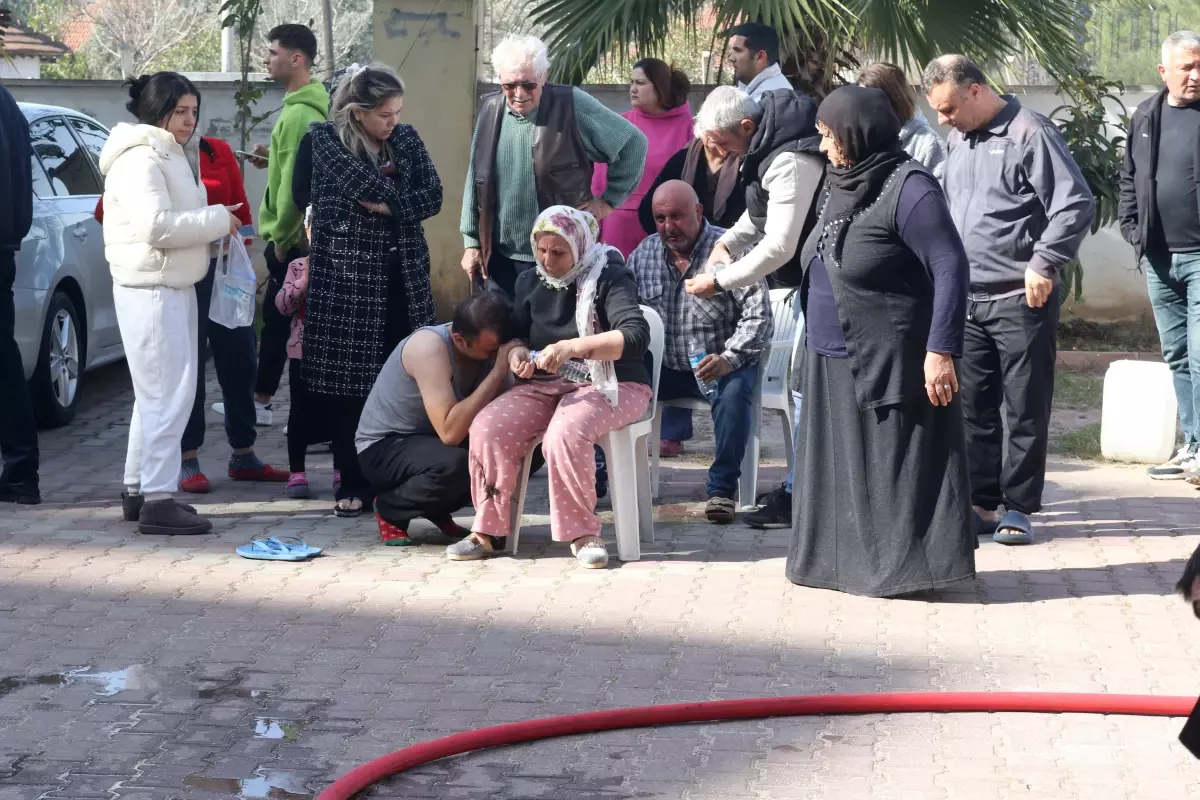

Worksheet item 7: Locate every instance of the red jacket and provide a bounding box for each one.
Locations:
[95,136,252,227]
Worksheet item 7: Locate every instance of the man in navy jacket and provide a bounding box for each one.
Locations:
[0,80,39,505]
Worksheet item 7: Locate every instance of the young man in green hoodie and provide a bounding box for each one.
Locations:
[240,23,329,426]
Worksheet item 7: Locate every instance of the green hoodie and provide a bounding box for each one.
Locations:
[259,80,329,253]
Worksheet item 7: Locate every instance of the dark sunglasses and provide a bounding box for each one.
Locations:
[501,81,539,93]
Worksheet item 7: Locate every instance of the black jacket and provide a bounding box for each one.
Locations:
[1118,87,1176,263]
[636,143,747,234]
[0,84,33,251]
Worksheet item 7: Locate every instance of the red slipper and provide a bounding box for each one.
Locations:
[228,464,290,482]
[180,472,212,494]
[377,513,417,547]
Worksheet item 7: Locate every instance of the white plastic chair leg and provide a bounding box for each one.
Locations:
[635,433,655,543]
[507,443,538,556]
[601,433,641,562]
[650,407,663,499]
[780,403,795,473]
[738,404,762,510]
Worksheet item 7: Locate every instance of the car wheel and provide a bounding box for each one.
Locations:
[31,291,84,429]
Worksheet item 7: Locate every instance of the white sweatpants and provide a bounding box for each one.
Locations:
[113,283,198,498]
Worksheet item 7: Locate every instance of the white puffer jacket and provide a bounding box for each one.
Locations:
[98,123,229,289]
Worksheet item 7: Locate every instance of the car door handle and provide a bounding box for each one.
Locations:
[72,224,88,239]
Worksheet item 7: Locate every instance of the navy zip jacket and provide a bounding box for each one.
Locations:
[0,83,32,250]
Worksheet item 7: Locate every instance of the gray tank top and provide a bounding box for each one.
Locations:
[355,324,486,453]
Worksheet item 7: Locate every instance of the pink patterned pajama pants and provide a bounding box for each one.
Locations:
[468,378,652,542]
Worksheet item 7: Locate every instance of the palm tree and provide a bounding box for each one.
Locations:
[529,0,1093,101]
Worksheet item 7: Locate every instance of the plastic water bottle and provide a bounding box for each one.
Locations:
[688,337,718,402]
[528,349,592,383]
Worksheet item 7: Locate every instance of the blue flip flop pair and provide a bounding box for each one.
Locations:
[236,536,323,561]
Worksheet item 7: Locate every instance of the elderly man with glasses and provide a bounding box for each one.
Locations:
[460,34,649,301]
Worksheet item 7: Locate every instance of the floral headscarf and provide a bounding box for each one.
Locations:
[529,205,621,406]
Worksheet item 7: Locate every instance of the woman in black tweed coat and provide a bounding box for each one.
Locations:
[303,64,442,516]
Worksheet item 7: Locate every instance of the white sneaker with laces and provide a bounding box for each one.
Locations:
[212,401,273,426]
[1148,443,1198,480]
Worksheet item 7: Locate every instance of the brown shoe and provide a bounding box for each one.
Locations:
[137,498,213,535]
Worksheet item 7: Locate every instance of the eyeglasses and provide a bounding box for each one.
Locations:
[501,81,539,94]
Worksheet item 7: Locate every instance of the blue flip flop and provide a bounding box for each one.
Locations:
[266,536,322,557]
[236,538,310,561]
[993,510,1034,546]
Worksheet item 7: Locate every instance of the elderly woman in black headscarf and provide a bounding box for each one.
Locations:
[785,85,975,598]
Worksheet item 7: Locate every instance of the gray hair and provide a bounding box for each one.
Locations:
[1163,30,1200,64]
[921,55,988,93]
[694,86,759,137]
[331,63,405,165]
[492,34,551,82]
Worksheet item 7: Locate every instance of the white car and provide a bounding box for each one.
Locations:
[14,103,123,427]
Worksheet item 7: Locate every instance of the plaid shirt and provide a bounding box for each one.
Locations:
[629,222,772,372]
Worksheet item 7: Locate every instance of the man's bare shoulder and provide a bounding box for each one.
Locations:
[401,329,452,377]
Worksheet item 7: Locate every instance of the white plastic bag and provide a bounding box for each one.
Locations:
[209,235,257,329]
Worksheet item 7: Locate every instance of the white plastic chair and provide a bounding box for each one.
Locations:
[745,288,802,501]
[506,306,665,562]
[650,288,800,510]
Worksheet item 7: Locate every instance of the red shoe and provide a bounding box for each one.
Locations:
[659,439,684,458]
[377,513,417,547]
[228,463,290,482]
[180,472,212,494]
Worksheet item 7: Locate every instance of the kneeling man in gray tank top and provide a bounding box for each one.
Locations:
[356,293,519,546]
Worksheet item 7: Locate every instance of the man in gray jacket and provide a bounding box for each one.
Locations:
[924,55,1094,546]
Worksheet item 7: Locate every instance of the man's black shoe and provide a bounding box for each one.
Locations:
[0,479,41,505]
[744,485,790,529]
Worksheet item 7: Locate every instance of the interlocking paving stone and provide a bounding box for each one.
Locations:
[0,362,1198,798]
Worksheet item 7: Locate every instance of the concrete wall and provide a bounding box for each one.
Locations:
[0,56,42,80]
[373,0,478,316]
[3,77,1160,322]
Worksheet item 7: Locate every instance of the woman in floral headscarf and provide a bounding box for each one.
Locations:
[446,206,652,569]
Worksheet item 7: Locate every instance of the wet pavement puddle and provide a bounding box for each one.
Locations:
[183,770,314,799]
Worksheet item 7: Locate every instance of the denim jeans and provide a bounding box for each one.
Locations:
[657,362,758,498]
[784,389,803,493]
[1146,252,1200,447]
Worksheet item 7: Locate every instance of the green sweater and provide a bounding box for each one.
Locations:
[461,88,648,261]
[259,80,329,252]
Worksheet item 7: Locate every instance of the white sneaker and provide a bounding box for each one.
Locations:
[1148,443,1198,480]
[211,401,274,426]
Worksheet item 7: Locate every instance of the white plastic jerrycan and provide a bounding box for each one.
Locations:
[1100,360,1178,464]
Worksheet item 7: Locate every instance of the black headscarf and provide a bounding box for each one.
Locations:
[815,85,910,263]
[741,88,823,179]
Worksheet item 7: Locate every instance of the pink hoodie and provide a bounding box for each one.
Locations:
[593,104,695,257]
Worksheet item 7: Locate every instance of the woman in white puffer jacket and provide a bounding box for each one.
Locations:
[99,71,241,535]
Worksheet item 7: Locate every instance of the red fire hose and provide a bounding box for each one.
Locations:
[317,691,1198,799]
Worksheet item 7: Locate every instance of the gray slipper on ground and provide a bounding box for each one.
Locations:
[571,536,609,569]
[446,533,501,561]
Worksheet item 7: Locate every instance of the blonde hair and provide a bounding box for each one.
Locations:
[331,63,405,165]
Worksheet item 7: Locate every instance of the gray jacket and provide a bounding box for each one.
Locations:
[943,96,1095,297]
[899,110,946,180]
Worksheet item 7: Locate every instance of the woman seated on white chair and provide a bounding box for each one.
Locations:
[446,206,652,569]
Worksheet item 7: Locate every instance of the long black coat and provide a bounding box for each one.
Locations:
[304,121,441,397]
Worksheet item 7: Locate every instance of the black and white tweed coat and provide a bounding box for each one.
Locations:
[303,121,441,397]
